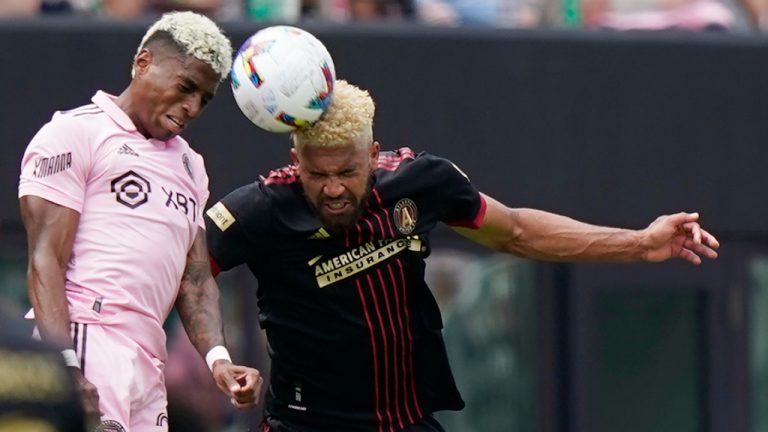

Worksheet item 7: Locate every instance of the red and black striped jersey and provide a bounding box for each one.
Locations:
[205,148,486,432]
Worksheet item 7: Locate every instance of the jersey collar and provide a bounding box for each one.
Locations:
[91,90,138,133]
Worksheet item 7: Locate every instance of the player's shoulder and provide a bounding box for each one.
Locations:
[376,146,419,171]
[211,168,301,222]
[377,147,462,179]
[36,103,105,137]
[262,163,300,187]
[58,102,104,118]
[215,179,272,216]
[54,103,106,127]
[173,137,206,170]
[206,179,277,237]
[259,164,304,202]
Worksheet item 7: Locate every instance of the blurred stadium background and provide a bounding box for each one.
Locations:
[1,1,768,431]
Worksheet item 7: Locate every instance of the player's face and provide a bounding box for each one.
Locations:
[131,47,219,141]
[293,140,380,232]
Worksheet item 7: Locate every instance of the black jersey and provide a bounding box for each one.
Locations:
[205,148,486,432]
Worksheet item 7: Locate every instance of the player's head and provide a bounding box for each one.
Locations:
[291,80,379,232]
[128,11,233,141]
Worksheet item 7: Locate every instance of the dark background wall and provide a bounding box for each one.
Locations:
[1,20,767,432]
[1,21,767,235]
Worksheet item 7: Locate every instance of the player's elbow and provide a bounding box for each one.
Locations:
[28,249,65,277]
[499,208,530,256]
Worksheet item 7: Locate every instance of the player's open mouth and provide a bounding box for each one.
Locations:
[167,115,185,132]
[324,201,349,214]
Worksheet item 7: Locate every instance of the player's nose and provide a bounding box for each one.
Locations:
[183,94,204,119]
[322,178,345,198]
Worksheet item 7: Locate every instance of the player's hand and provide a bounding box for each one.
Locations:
[642,212,720,264]
[212,360,264,410]
[68,367,102,428]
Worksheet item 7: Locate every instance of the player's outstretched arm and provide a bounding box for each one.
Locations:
[19,195,102,426]
[452,193,719,264]
[175,228,264,409]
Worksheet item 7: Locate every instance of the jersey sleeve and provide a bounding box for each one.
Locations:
[205,182,269,273]
[419,154,486,229]
[18,115,91,213]
[191,150,211,231]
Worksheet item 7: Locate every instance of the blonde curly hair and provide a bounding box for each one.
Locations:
[292,80,376,148]
[133,11,232,82]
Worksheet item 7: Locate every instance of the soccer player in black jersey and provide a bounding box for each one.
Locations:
[205,80,720,432]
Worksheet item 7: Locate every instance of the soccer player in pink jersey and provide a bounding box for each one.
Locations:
[18,12,262,431]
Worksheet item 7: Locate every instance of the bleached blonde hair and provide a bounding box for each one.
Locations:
[292,80,376,148]
[134,11,232,81]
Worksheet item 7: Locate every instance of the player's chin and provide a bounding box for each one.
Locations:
[320,213,357,233]
[149,128,178,141]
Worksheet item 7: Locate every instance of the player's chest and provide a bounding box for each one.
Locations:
[267,232,428,292]
[87,138,202,223]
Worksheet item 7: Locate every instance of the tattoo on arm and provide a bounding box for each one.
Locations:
[182,258,212,286]
[176,255,226,356]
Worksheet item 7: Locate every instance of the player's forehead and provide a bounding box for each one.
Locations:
[154,49,219,95]
[299,144,369,173]
[177,56,219,93]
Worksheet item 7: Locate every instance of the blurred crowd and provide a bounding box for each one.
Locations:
[0,0,764,32]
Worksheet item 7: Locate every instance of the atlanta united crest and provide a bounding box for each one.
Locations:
[394,198,418,234]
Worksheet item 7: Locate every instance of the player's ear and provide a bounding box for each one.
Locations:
[290,147,299,165]
[133,49,153,78]
[369,141,380,167]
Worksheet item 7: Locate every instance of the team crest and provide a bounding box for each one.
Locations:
[182,153,193,179]
[394,198,418,234]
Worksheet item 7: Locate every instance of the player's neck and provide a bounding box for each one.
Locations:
[114,88,149,139]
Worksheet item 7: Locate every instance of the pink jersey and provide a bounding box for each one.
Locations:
[19,91,210,361]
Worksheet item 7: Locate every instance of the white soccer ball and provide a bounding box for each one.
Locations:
[230,26,336,134]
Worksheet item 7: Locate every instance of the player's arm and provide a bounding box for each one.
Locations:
[175,227,263,409]
[452,193,719,264]
[19,195,101,425]
[20,195,78,347]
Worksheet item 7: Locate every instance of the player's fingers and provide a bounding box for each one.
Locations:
[218,369,241,394]
[230,395,258,410]
[233,368,261,392]
[684,240,718,259]
[78,380,102,418]
[666,212,699,227]
[254,374,264,399]
[678,248,702,265]
[682,222,702,244]
[232,389,257,403]
[234,376,258,395]
[700,228,720,249]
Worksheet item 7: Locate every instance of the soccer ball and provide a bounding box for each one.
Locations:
[230,26,335,133]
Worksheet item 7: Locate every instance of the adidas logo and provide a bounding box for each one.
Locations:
[118,144,139,157]
[308,228,330,239]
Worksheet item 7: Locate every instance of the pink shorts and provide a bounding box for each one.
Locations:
[71,322,169,432]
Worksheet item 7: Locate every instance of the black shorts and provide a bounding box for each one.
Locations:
[261,414,446,432]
